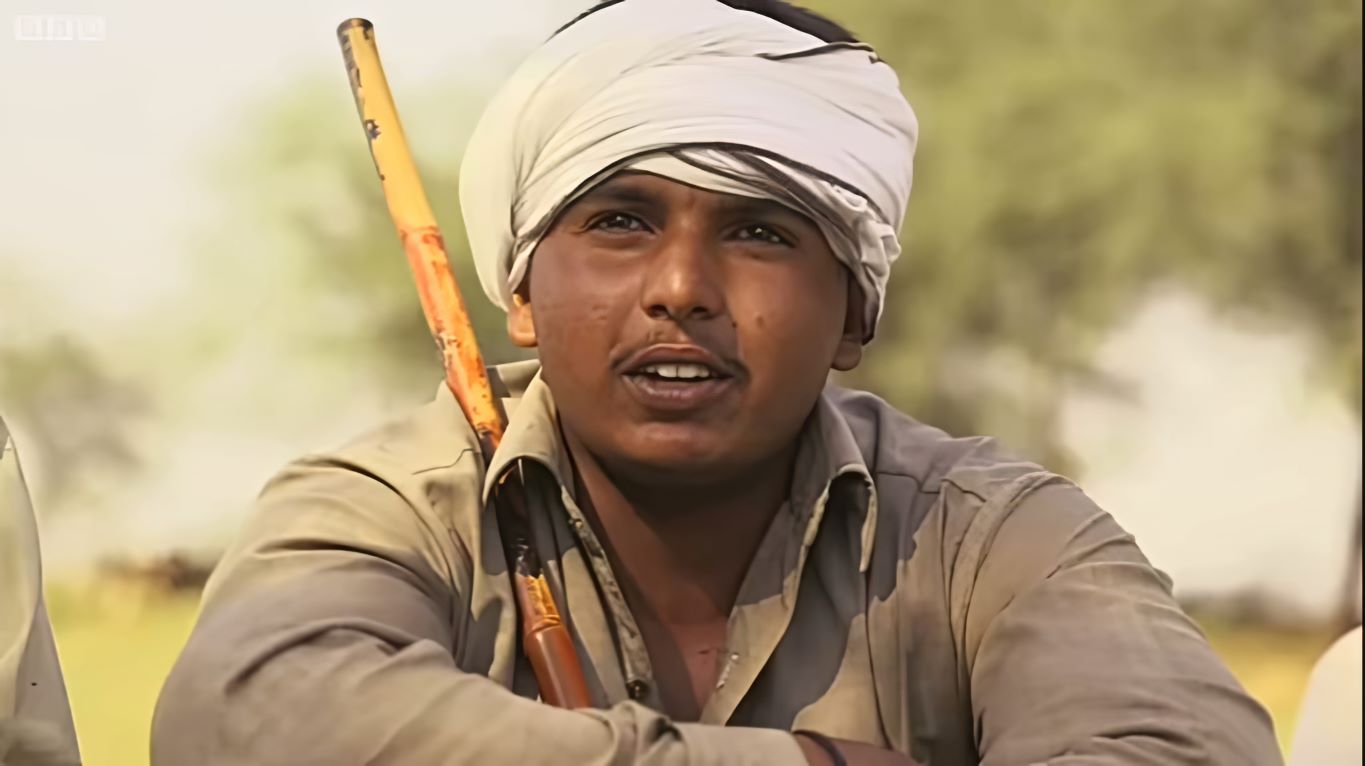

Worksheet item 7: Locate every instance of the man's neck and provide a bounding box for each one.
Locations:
[562,430,797,625]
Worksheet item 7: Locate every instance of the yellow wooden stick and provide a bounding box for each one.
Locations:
[337,18,503,458]
[336,18,592,710]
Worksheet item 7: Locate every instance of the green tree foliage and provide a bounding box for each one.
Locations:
[0,340,146,500]
[194,76,529,407]
[0,269,147,509]
[810,0,1361,463]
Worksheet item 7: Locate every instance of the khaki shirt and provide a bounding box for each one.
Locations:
[153,361,1280,765]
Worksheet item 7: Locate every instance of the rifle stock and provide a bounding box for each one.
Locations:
[336,17,592,710]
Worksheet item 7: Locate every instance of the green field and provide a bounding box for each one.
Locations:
[46,583,1331,765]
[46,584,201,766]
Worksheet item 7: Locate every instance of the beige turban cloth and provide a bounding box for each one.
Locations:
[460,0,918,340]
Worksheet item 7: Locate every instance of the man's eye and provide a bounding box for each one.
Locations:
[590,213,646,232]
[735,224,792,246]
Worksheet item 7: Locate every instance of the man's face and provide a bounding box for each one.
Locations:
[509,172,862,484]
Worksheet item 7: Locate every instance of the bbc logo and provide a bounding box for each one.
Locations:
[13,14,107,42]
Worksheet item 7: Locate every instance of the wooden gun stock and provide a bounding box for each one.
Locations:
[335,17,592,710]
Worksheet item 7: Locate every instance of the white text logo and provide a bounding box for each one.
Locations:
[13,14,106,42]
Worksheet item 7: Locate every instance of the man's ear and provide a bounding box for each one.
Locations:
[506,287,538,348]
[831,280,864,372]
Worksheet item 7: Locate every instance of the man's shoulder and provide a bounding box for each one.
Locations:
[324,386,479,479]
[827,386,1138,637]
[824,383,1116,585]
[246,363,545,559]
[825,384,1050,504]
[316,360,541,482]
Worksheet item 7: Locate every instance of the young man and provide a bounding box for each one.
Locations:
[153,1,1282,763]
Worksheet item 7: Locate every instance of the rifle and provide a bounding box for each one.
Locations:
[335,18,592,709]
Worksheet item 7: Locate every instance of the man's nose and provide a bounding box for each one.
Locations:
[639,226,725,322]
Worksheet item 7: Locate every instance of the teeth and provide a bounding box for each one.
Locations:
[641,363,713,380]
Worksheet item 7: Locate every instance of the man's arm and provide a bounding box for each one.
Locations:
[962,480,1283,765]
[150,454,806,765]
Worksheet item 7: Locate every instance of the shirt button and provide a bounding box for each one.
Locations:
[626,679,649,700]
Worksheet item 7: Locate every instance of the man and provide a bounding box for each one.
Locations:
[152,1,1282,764]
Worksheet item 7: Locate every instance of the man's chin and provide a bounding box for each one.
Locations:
[600,427,744,485]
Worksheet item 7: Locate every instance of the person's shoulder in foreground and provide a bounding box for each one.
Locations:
[152,0,1283,764]
[1,418,82,766]
[1287,625,1362,765]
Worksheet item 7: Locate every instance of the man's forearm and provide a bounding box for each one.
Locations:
[152,603,805,765]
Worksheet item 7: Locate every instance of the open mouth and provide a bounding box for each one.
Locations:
[627,362,730,382]
[621,360,737,411]
[615,343,743,412]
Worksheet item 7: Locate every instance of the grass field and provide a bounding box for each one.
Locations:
[45,583,201,766]
[45,582,1334,765]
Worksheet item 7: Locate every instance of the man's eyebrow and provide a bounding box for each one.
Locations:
[575,179,662,207]
[571,177,817,228]
[718,196,819,228]
[719,196,796,216]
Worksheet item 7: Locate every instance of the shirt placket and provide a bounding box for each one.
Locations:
[699,486,838,726]
[552,485,659,707]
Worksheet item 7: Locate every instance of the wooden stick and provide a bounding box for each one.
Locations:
[336,17,593,710]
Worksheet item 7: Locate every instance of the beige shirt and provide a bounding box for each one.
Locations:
[153,361,1281,765]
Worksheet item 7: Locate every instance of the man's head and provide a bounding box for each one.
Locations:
[508,170,862,486]
[460,0,916,483]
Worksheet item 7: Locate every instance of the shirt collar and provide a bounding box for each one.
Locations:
[481,367,572,503]
[792,384,880,573]
[480,364,878,568]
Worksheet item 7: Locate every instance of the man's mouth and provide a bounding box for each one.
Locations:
[622,369,736,411]
[629,362,727,382]
[617,346,741,412]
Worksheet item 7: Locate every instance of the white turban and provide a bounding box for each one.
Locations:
[459,0,918,340]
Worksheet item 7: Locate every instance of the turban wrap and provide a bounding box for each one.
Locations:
[459,0,918,340]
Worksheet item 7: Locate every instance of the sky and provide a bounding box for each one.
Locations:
[1,0,1360,620]
[0,0,562,322]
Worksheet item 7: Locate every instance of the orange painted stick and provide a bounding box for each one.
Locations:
[337,18,592,710]
[336,19,499,457]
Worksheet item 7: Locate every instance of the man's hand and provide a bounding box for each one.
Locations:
[794,733,925,766]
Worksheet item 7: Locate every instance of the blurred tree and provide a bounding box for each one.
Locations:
[190,75,529,409]
[0,340,146,502]
[811,0,1361,468]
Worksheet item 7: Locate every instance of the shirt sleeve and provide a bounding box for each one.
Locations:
[960,478,1284,765]
[150,453,805,766]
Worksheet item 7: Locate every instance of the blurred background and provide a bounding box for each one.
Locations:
[1,0,1360,762]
